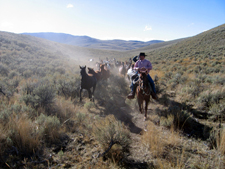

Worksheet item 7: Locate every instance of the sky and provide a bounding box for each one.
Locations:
[0,0,225,41]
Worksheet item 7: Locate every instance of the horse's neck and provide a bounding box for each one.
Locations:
[143,77,149,88]
[92,71,97,75]
[81,71,88,78]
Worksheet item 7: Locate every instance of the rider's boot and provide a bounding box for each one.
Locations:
[151,92,159,101]
[127,84,137,99]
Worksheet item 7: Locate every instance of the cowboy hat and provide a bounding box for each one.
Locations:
[139,52,147,57]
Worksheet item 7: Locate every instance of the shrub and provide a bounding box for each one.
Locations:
[1,99,37,122]
[56,76,80,99]
[0,63,9,76]
[93,115,131,159]
[23,70,33,79]
[22,83,56,109]
[164,72,173,80]
[8,71,18,79]
[33,84,55,108]
[197,90,225,109]
[6,114,40,157]
[169,73,187,88]
[209,100,225,121]
[37,114,61,143]
[84,101,95,110]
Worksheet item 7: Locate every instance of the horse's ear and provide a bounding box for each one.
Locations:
[84,65,86,69]
[79,65,82,69]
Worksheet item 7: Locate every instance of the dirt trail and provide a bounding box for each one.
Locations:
[117,97,165,167]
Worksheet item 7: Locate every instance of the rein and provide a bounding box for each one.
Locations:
[140,80,151,96]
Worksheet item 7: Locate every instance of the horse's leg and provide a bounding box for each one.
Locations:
[92,83,96,102]
[87,88,92,101]
[127,75,130,81]
[80,87,83,102]
[144,99,149,121]
[137,98,143,114]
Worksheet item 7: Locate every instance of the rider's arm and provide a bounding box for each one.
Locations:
[133,56,138,62]
[133,61,139,71]
[146,60,152,73]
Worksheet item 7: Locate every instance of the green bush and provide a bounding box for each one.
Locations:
[94,115,131,157]
[56,76,79,99]
[197,90,225,109]
[84,101,95,110]
[22,83,56,109]
[209,100,225,120]
[8,71,18,79]
[23,70,33,79]
[0,103,36,124]
[37,114,61,143]
[0,63,9,76]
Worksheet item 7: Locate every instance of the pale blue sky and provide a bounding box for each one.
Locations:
[0,0,224,41]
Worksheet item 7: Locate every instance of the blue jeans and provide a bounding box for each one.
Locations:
[130,73,156,94]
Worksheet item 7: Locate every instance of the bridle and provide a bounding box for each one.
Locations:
[136,73,152,96]
[140,79,151,96]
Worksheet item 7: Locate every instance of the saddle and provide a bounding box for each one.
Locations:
[133,73,153,95]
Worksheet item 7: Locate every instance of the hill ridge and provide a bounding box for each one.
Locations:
[21,32,164,51]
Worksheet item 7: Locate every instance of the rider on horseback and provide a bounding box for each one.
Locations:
[127,52,158,100]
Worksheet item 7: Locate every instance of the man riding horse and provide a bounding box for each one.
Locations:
[127,52,158,100]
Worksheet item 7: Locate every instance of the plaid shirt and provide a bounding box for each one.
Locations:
[134,59,152,73]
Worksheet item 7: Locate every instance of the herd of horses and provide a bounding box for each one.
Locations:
[80,58,153,121]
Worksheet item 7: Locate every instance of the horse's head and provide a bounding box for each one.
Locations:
[100,64,104,70]
[139,72,147,80]
[139,69,148,88]
[87,67,95,74]
[79,65,86,75]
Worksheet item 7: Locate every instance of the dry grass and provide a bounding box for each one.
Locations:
[150,69,164,79]
[1,24,225,168]
[6,113,40,156]
[216,128,225,155]
[142,122,166,157]
[142,121,191,168]
[93,115,131,161]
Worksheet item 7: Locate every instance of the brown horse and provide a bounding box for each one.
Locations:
[87,67,101,81]
[100,64,110,80]
[80,66,97,102]
[136,69,152,121]
[119,62,127,77]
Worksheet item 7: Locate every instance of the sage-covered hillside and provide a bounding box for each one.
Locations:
[0,23,225,169]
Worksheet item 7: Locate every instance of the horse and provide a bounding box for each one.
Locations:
[79,66,97,102]
[100,64,110,80]
[136,68,152,121]
[125,61,132,71]
[113,58,122,68]
[87,67,101,81]
[119,62,127,77]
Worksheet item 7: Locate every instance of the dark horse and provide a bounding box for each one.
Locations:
[136,68,152,121]
[80,66,97,102]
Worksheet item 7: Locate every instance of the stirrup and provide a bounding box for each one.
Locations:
[151,92,158,100]
[127,92,135,99]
